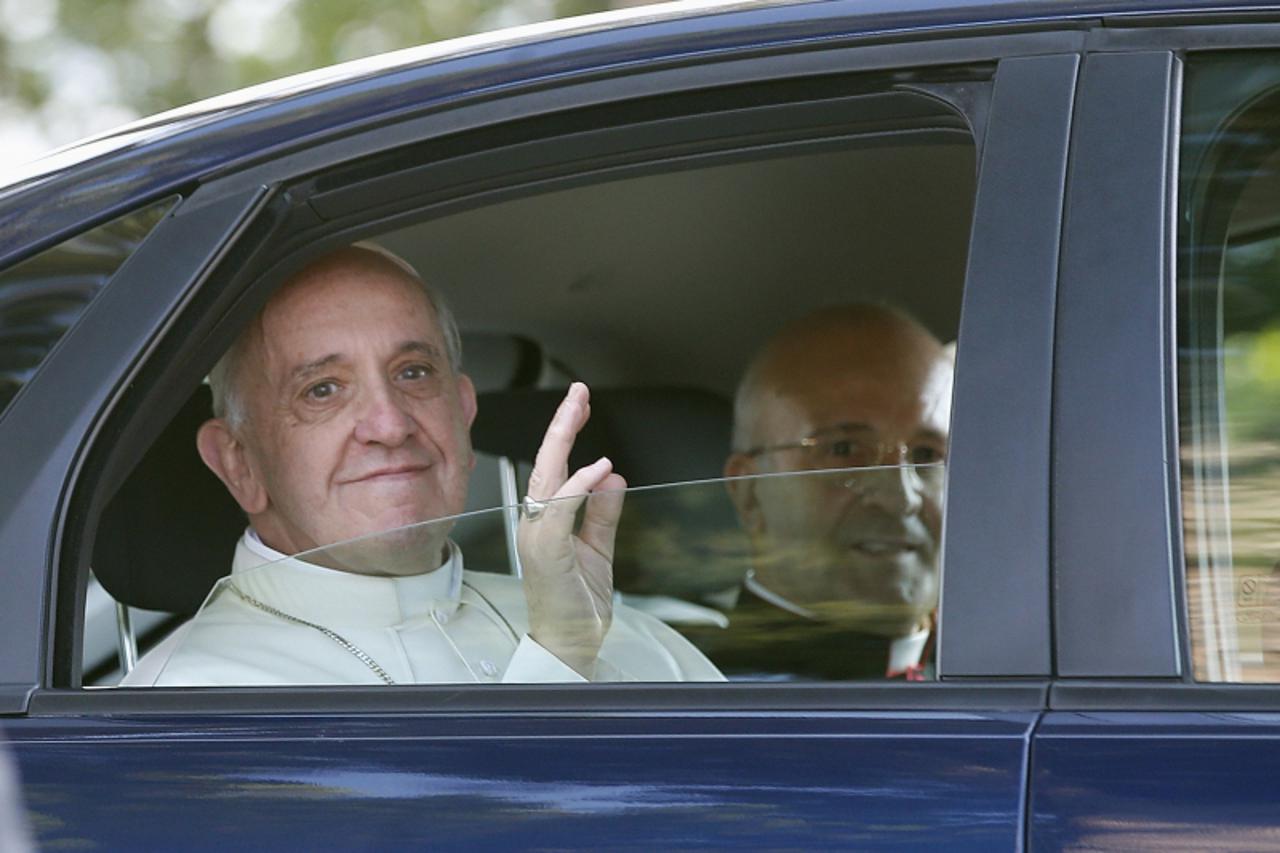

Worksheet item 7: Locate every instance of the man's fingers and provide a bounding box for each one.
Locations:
[526,382,589,501]
[578,472,626,561]
[519,497,581,567]
[556,455,614,501]
[518,457,616,563]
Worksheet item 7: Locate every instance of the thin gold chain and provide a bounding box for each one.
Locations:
[227,584,396,685]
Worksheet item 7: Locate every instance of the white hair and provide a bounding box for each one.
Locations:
[208,244,462,429]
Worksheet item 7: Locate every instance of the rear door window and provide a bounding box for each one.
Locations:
[1179,51,1280,681]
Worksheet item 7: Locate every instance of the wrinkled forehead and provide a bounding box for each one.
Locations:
[267,256,433,328]
[235,262,444,404]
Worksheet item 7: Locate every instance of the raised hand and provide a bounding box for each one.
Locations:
[517,382,626,678]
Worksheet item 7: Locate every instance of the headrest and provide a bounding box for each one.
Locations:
[472,386,741,597]
[93,385,244,614]
[471,386,731,486]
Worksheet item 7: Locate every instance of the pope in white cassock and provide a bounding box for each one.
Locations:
[124,245,722,685]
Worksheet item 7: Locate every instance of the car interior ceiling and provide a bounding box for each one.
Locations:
[84,129,976,685]
[380,141,973,398]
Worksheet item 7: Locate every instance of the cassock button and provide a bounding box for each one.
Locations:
[480,659,498,678]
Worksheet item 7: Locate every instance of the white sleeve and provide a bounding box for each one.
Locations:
[119,621,195,686]
[500,634,589,683]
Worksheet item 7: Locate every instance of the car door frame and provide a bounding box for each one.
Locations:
[0,16,1100,850]
[1036,16,1280,852]
[0,22,1088,714]
[1050,16,1280,706]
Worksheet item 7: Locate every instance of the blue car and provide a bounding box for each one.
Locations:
[4,0,1280,848]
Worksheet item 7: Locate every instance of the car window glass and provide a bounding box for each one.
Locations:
[0,198,175,418]
[136,467,944,687]
[87,78,977,689]
[1179,52,1280,682]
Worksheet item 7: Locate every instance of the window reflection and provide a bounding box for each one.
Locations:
[122,469,944,686]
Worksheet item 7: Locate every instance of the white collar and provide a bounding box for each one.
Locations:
[743,570,819,619]
[887,627,930,673]
[231,528,463,627]
[744,570,930,671]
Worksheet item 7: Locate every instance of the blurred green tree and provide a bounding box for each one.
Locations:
[0,0,615,161]
[1222,233,1280,445]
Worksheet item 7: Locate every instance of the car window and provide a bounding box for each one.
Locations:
[123,467,945,686]
[0,198,175,419]
[1179,52,1280,682]
[85,73,981,689]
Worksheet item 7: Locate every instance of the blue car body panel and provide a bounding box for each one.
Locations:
[1030,712,1280,850]
[8,711,1034,850]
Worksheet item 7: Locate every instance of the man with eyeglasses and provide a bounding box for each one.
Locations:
[704,304,952,681]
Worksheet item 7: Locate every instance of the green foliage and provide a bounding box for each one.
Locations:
[1222,234,1280,443]
[0,0,615,157]
[1226,327,1280,442]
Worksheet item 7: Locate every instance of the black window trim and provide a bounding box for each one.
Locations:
[0,186,272,714]
[208,29,1087,202]
[1052,48,1182,681]
[28,682,1052,716]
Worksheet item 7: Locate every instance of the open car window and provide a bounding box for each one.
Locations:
[77,62,986,690]
[127,465,946,687]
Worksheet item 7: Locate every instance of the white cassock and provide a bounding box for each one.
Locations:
[124,531,724,686]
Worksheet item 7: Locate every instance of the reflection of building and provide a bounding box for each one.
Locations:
[1184,437,1280,682]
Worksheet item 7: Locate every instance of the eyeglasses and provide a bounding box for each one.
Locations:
[743,426,947,473]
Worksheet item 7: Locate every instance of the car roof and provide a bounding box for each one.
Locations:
[0,0,1276,266]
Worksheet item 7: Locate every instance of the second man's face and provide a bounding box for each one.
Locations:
[745,344,951,636]
[234,265,477,560]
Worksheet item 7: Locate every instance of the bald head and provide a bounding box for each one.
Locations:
[724,303,952,635]
[210,244,461,429]
[731,304,950,455]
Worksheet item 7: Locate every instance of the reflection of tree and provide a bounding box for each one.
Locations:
[0,0,614,161]
[1225,341,1280,449]
[1186,232,1280,680]
[612,485,752,599]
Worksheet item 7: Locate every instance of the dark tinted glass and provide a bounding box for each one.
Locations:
[0,197,175,417]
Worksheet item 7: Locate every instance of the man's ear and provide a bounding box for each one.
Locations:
[196,418,268,515]
[724,452,764,534]
[457,372,478,428]
[456,373,479,470]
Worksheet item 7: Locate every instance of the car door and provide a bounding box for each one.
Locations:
[1032,17,1280,851]
[0,9,1083,849]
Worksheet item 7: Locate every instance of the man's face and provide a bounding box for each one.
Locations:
[733,328,951,636]
[228,262,476,564]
